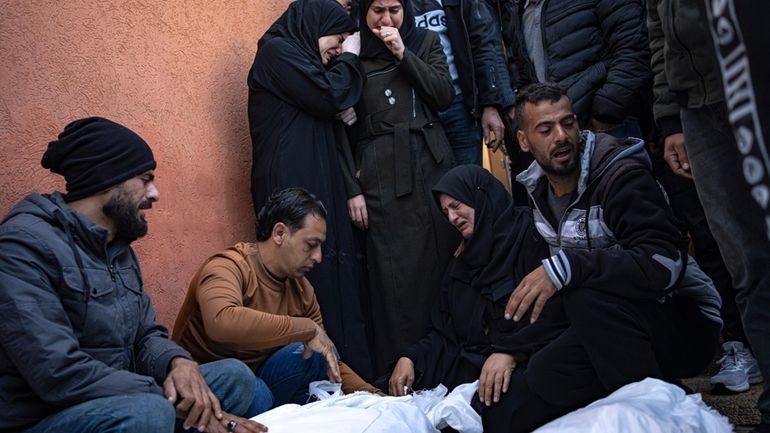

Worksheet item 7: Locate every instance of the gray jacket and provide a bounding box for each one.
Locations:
[0,193,190,432]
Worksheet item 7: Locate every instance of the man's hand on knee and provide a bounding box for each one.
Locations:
[164,357,223,431]
[478,353,516,406]
[505,265,557,323]
[303,325,341,383]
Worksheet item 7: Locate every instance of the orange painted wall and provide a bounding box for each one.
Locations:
[0,0,291,328]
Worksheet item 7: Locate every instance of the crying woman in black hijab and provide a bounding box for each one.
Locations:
[384,166,567,415]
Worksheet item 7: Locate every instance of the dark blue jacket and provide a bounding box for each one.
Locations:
[414,0,516,114]
[0,193,190,432]
[503,0,651,125]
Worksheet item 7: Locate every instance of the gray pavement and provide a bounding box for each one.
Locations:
[682,375,762,432]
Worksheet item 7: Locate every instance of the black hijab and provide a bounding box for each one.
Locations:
[359,0,427,61]
[258,0,357,68]
[433,165,544,301]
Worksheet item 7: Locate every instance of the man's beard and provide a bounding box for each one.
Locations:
[103,190,150,242]
[540,155,578,176]
[539,140,579,177]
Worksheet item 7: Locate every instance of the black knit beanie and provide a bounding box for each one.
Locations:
[41,117,157,202]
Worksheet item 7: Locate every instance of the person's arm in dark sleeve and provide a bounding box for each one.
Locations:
[400,33,455,112]
[591,0,652,124]
[250,39,366,119]
[133,287,193,385]
[490,0,519,96]
[646,0,692,178]
[645,0,681,137]
[464,0,511,109]
[0,228,163,406]
[337,124,362,198]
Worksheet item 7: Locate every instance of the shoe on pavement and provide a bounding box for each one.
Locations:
[710,341,763,394]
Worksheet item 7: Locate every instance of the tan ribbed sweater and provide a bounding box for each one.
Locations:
[172,242,378,394]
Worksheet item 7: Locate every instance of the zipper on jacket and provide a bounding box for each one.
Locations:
[108,265,116,282]
[412,89,416,118]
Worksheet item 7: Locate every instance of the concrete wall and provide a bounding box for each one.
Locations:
[0,0,291,328]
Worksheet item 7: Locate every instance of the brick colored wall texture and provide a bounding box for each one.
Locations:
[0,0,291,328]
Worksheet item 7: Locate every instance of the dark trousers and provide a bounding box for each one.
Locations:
[652,138,748,345]
[482,288,720,433]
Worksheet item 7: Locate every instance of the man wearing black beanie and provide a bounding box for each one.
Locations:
[0,117,269,433]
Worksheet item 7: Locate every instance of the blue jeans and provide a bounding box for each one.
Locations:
[245,375,274,417]
[439,94,481,166]
[682,103,770,424]
[257,342,329,406]
[23,358,259,433]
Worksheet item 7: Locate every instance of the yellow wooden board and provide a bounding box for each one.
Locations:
[482,145,513,193]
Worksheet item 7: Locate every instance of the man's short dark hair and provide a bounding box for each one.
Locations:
[514,82,569,129]
[256,188,327,241]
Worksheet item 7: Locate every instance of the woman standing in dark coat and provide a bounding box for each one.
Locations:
[383,166,567,418]
[340,0,460,375]
[247,0,372,378]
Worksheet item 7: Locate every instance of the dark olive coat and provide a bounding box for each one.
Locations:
[342,30,460,374]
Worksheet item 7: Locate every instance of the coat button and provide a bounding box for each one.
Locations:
[388,97,396,105]
[384,89,392,97]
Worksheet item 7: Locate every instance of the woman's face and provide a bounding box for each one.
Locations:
[318,33,349,65]
[439,193,475,240]
[366,0,404,30]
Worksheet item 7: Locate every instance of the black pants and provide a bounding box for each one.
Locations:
[483,288,720,433]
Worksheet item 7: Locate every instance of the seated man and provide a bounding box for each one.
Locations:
[172,188,380,411]
[0,117,266,433]
[485,83,723,433]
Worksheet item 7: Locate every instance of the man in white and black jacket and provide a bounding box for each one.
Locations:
[481,82,722,433]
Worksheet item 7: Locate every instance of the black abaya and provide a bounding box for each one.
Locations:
[247,0,373,378]
[395,165,568,390]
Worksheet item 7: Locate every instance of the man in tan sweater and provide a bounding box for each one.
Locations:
[172,188,379,415]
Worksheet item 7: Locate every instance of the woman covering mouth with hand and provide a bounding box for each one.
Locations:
[339,0,460,376]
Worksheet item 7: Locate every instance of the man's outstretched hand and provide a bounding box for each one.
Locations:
[504,265,556,323]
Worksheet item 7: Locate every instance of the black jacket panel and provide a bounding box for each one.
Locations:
[436,0,517,113]
[507,0,651,125]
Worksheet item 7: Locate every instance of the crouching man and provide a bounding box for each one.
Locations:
[0,117,266,433]
[486,83,723,433]
[173,188,380,413]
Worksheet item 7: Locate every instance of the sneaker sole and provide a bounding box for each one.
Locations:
[711,381,750,394]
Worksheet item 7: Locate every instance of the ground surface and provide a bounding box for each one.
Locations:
[682,374,763,432]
